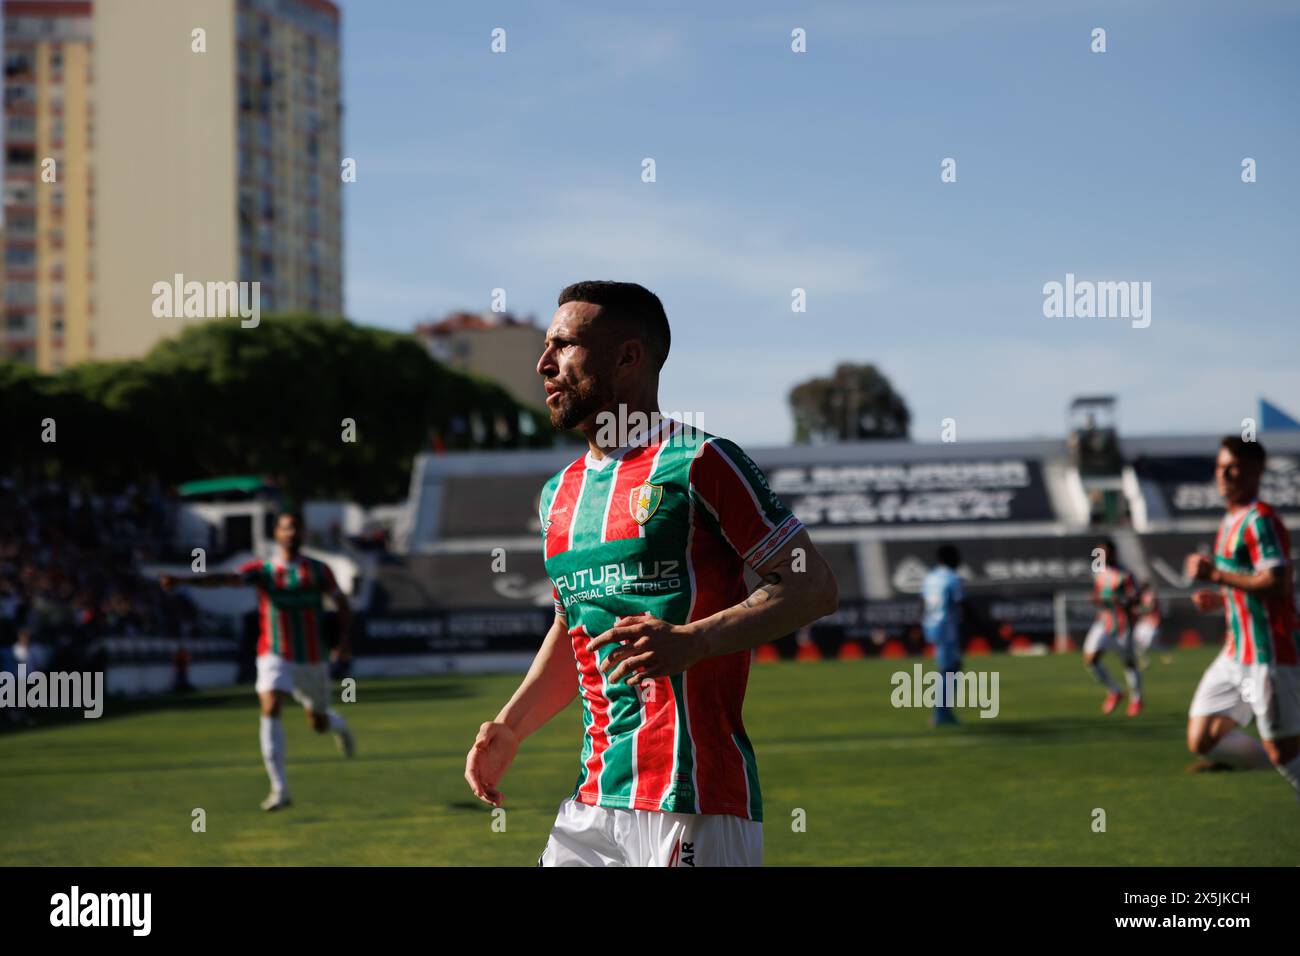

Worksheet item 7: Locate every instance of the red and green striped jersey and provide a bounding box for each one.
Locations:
[1212,500,1298,666]
[238,555,341,664]
[1093,565,1136,633]
[540,419,803,821]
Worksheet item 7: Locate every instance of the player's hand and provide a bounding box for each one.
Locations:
[1191,589,1224,613]
[465,720,519,808]
[589,612,706,685]
[158,574,177,592]
[1184,553,1215,582]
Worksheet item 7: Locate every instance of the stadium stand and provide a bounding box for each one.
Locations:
[0,476,236,700]
[368,430,1300,667]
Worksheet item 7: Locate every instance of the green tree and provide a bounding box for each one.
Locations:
[0,315,553,503]
[788,363,910,443]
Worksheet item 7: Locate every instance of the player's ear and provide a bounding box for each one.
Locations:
[617,337,645,373]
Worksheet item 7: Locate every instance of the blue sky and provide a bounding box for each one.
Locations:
[335,0,1300,447]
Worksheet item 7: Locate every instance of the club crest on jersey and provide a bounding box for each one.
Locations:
[629,483,663,525]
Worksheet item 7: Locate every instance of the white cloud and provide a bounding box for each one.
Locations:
[563,18,686,80]
[491,186,884,298]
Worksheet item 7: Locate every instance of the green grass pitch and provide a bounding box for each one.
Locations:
[2,646,1295,865]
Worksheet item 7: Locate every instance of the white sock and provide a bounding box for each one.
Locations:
[327,708,350,736]
[260,715,288,795]
[1275,753,1300,801]
[1124,665,1142,701]
[1088,662,1120,694]
[1206,729,1272,770]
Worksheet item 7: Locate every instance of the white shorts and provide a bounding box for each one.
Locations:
[538,797,763,867]
[1132,620,1160,654]
[255,654,330,714]
[1188,652,1300,741]
[1083,621,1132,659]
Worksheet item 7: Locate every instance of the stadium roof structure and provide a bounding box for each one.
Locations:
[1261,397,1300,432]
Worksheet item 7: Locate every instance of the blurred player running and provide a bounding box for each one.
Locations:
[161,511,355,810]
[1082,538,1142,716]
[1184,437,1300,800]
[463,281,838,866]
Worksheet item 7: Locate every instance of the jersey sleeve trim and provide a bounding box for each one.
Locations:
[745,514,804,570]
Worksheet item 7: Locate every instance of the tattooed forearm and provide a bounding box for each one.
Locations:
[742,571,782,608]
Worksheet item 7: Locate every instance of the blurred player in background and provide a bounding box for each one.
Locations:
[922,544,965,726]
[1131,580,1163,667]
[1083,538,1142,716]
[464,281,838,866]
[161,511,355,811]
[1184,437,1300,799]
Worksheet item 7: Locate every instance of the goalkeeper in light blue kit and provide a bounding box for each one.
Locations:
[922,545,966,726]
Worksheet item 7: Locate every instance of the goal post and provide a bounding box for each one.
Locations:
[1052,590,1096,654]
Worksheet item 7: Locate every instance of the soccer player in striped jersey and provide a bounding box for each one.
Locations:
[160,511,355,811]
[463,281,839,866]
[1184,437,1300,799]
[1082,538,1143,716]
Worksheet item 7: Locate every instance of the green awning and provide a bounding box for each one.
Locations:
[178,475,269,497]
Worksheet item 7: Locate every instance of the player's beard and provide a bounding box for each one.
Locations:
[549,370,616,433]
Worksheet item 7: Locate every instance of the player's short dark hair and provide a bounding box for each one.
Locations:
[558,280,671,372]
[276,509,304,529]
[1220,435,1266,466]
[936,544,961,569]
[1095,537,1116,556]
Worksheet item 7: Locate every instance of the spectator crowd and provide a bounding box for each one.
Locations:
[0,476,210,672]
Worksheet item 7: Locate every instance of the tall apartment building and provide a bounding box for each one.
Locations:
[3,0,93,370]
[2,0,342,370]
